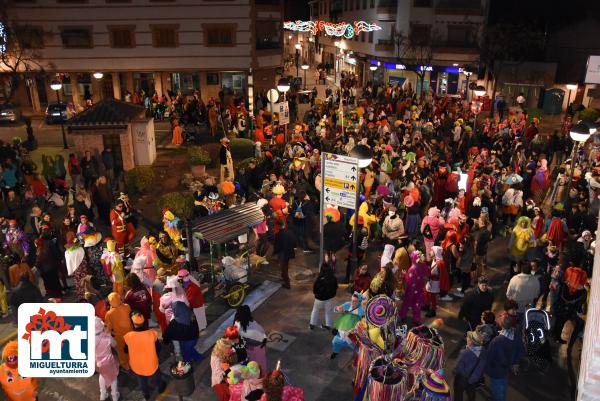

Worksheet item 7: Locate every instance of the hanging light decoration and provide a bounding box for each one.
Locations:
[283,20,381,40]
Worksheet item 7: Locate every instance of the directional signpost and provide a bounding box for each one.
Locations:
[319,152,360,264]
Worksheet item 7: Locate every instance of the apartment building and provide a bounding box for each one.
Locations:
[300,0,488,98]
[2,0,283,112]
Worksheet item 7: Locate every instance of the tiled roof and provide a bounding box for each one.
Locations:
[68,98,146,130]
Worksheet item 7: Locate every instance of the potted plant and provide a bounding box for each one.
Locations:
[187,146,211,178]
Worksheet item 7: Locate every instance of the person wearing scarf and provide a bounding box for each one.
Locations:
[163,301,203,362]
[95,318,120,401]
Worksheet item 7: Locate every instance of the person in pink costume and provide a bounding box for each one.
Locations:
[159,276,189,322]
[94,317,120,401]
[136,236,158,283]
[399,250,431,324]
[421,207,445,261]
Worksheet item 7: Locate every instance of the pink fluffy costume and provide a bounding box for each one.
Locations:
[420,207,445,260]
[399,251,431,324]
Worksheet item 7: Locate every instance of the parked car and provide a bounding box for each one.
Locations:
[45,103,68,124]
[0,103,22,123]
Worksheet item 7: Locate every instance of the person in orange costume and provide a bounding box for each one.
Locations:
[110,200,135,256]
[0,341,38,401]
[104,292,133,369]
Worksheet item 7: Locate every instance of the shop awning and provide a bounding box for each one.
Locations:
[191,203,264,243]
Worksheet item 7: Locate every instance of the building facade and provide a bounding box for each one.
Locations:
[297,0,488,98]
[2,0,283,112]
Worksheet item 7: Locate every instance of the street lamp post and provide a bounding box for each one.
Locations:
[369,65,377,84]
[566,121,595,196]
[50,80,68,149]
[294,43,302,78]
[301,63,309,90]
[566,83,577,118]
[472,85,486,135]
[462,70,473,101]
[347,144,373,282]
[277,78,290,142]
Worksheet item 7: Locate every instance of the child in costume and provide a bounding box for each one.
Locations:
[0,341,38,401]
[331,291,364,359]
[95,318,120,401]
[101,238,125,296]
[399,251,431,324]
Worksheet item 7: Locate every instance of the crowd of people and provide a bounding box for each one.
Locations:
[0,69,597,401]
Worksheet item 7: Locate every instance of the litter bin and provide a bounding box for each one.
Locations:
[170,363,195,400]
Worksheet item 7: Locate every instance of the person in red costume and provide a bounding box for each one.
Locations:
[177,268,207,332]
[110,200,135,256]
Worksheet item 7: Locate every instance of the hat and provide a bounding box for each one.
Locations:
[422,370,450,394]
[324,207,341,223]
[177,269,190,278]
[403,195,415,208]
[8,219,16,226]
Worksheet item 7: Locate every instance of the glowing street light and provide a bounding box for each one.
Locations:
[93,72,104,79]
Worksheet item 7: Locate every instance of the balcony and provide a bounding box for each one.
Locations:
[375,39,394,52]
[377,0,397,13]
[436,0,484,16]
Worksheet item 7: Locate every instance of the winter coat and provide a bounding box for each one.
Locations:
[323,221,345,252]
[458,287,494,329]
[313,272,338,301]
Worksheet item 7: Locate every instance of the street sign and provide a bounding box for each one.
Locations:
[277,101,290,125]
[266,88,279,103]
[322,152,359,210]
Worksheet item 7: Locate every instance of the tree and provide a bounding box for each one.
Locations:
[0,8,54,102]
[480,24,545,117]
[392,29,433,100]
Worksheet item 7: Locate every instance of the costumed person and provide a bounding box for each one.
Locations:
[136,236,158,284]
[104,292,133,370]
[156,231,181,273]
[545,205,568,249]
[404,194,421,240]
[227,361,263,401]
[172,119,183,145]
[101,238,125,296]
[399,250,430,324]
[421,207,445,261]
[0,341,38,401]
[160,275,188,322]
[178,268,207,332]
[110,200,135,256]
[382,206,405,245]
[350,194,378,237]
[162,208,185,251]
[151,268,168,333]
[123,313,167,400]
[95,317,120,401]
[270,184,295,289]
[425,246,445,318]
[508,216,535,273]
[530,159,549,205]
[163,301,203,363]
[331,291,364,360]
[261,368,304,401]
[3,220,29,257]
[420,369,451,401]
[64,232,91,301]
[234,305,268,375]
[211,338,238,401]
[220,137,235,183]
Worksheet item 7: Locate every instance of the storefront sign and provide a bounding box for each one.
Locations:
[384,62,406,70]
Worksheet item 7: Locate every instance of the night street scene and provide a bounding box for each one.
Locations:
[0,0,600,400]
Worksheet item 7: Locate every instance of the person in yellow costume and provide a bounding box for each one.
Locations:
[162,208,185,251]
[350,195,378,237]
[101,238,125,296]
[0,341,38,401]
[508,216,535,266]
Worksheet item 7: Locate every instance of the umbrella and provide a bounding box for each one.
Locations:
[505,173,523,185]
[334,312,362,331]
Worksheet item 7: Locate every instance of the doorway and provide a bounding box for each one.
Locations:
[102,134,124,173]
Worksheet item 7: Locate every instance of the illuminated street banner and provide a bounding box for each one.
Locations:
[283,20,381,39]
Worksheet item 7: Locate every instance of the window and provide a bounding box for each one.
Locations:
[204,24,235,47]
[349,0,353,10]
[256,20,280,49]
[108,25,135,48]
[410,24,431,45]
[368,31,373,43]
[413,0,432,6]
[151,24,178,47]
[15,26,44,49]
[370,0,374,7]
[60,27,92,48]
[447,25,474,46]
[362,0,366,9]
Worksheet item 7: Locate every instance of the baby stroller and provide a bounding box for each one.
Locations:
[523,307,552,372]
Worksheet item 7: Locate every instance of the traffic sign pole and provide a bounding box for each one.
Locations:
[319,152,325,267]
